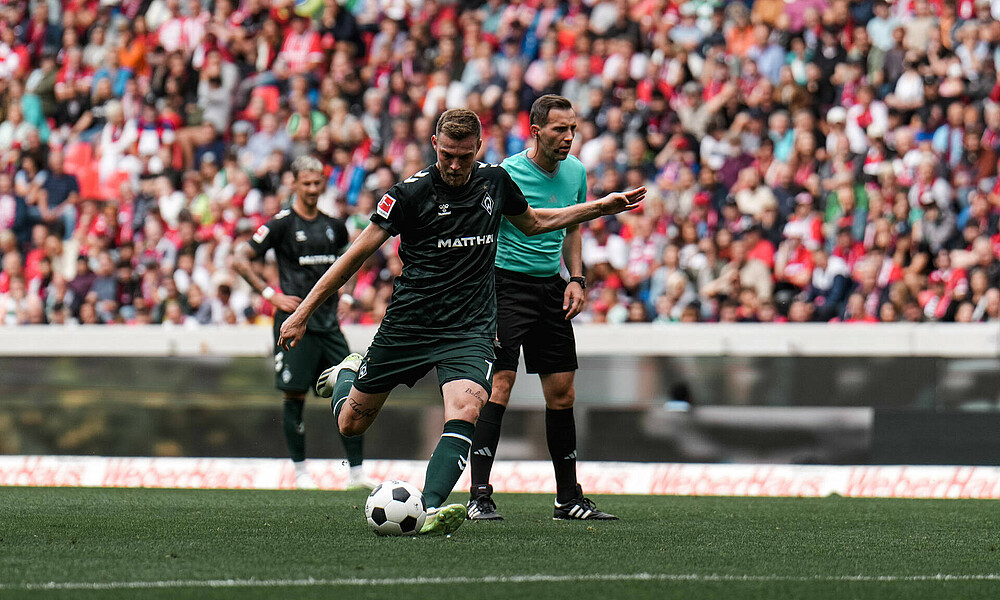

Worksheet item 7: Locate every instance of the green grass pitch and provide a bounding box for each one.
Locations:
[2,487,1000,599]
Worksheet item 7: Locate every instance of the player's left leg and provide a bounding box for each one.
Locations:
[418,379,483,535]
[541,372,617,520]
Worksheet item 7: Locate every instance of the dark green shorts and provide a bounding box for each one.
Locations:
[353,331,496,396]
[272,314,351,394]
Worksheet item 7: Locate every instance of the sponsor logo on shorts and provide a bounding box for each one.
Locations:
[437,234,494,248]
[377,194,397,218]
[358,360,368,380]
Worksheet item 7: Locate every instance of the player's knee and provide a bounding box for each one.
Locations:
[491,372,516,407]
[337,411,370,437]
[545,389,575,410]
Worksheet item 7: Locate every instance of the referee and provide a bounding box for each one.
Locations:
[468,95,616,520]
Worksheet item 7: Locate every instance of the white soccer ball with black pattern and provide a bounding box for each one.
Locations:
[365,480,427,536]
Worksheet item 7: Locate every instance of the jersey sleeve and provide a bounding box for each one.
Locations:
[500,170,529,216]
[248,213,284,256]
[369,186,405,237]
[573,159,588,205]
[334,218,350,254]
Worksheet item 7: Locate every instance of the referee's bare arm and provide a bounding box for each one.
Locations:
[277,223,391,350]
[506,187,645,236]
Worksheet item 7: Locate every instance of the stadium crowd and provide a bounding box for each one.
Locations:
[2,0,1000,325]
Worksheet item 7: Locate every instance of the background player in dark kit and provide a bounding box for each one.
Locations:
[234,155,372,490]
[279,109,644,534]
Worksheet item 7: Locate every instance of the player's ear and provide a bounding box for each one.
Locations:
[431,135,438,151]
[476,137,482,153]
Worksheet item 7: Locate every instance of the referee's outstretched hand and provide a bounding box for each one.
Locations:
[598,187,646,216]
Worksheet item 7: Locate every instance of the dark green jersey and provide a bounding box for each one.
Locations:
[370,162,528,339]
[248,208,349,333]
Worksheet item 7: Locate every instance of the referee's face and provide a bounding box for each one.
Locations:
[534,108,577,163]
[433,133,481,187]
[295,169,325,209]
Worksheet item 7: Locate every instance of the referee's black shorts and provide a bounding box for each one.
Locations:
[494,267,579,375]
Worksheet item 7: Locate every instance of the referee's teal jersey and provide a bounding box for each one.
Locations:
[496,151,588,276]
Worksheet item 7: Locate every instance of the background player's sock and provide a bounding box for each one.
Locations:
[546,407,578,503]
[283,397,306,462]
[470,401,506,486]
[341,433,364,467]
[331,371,356,424]
[423,419,474,507]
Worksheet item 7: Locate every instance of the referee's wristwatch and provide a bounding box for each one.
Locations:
[569,276,587,289]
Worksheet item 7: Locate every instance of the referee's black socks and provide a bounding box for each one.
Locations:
[470,401,506,487]
[546,407,578,504]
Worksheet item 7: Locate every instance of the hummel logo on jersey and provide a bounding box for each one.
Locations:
[482,192,494,215]
[458,456,468,470]
[295,230,307,242]
[473,447,493,457]
[438,203,451,216]
[437,234,494,248]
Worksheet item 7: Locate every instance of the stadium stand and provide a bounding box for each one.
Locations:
[1,0,1000,326]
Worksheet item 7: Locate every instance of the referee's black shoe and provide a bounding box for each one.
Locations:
[553,484,618,520]
[467,484,504,520]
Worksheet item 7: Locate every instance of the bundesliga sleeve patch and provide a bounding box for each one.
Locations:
[252,225,269,243]
[377,194,397,219]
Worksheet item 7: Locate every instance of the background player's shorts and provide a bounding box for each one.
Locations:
[354,330,496,396]
[272,313,351,393]
[494,268,579,374]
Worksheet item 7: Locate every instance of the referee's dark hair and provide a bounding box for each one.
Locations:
[435,108,482,141]
[530,95,574,128]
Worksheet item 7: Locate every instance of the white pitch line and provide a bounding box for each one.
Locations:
[4,573,1000,591]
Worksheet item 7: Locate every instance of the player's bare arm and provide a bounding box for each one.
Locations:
[233,243,302,314]
[562,223,585,320]
[506,187,646,236]
[277,223,391,349]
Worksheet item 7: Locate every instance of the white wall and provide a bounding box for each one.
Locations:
[1,323,998,357]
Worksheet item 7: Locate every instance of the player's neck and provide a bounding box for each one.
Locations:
[293,200,319,220]
[527,146,558,173]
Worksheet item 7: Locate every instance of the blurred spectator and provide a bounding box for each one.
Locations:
[1,0,1000,327]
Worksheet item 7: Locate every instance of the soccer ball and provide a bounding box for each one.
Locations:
[365,480,427,536]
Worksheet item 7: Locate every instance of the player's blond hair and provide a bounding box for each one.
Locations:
[291,155,324,179]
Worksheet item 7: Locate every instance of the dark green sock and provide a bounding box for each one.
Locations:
[423,419,474,508]
[341,433,364,467]
[282,398,306,462]
[331,370,356,429]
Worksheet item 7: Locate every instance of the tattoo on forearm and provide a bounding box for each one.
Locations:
[466,387,487,407]
[348,397,379,420]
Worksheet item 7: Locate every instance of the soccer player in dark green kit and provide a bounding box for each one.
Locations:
[234,156,373,490]
[468,95,615,521]
[278,109,644,534]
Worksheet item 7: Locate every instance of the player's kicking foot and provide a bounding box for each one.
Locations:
[553,484,617,520]
[316,353,364,398]
[420,504,467,535]
[467,484,504,520]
